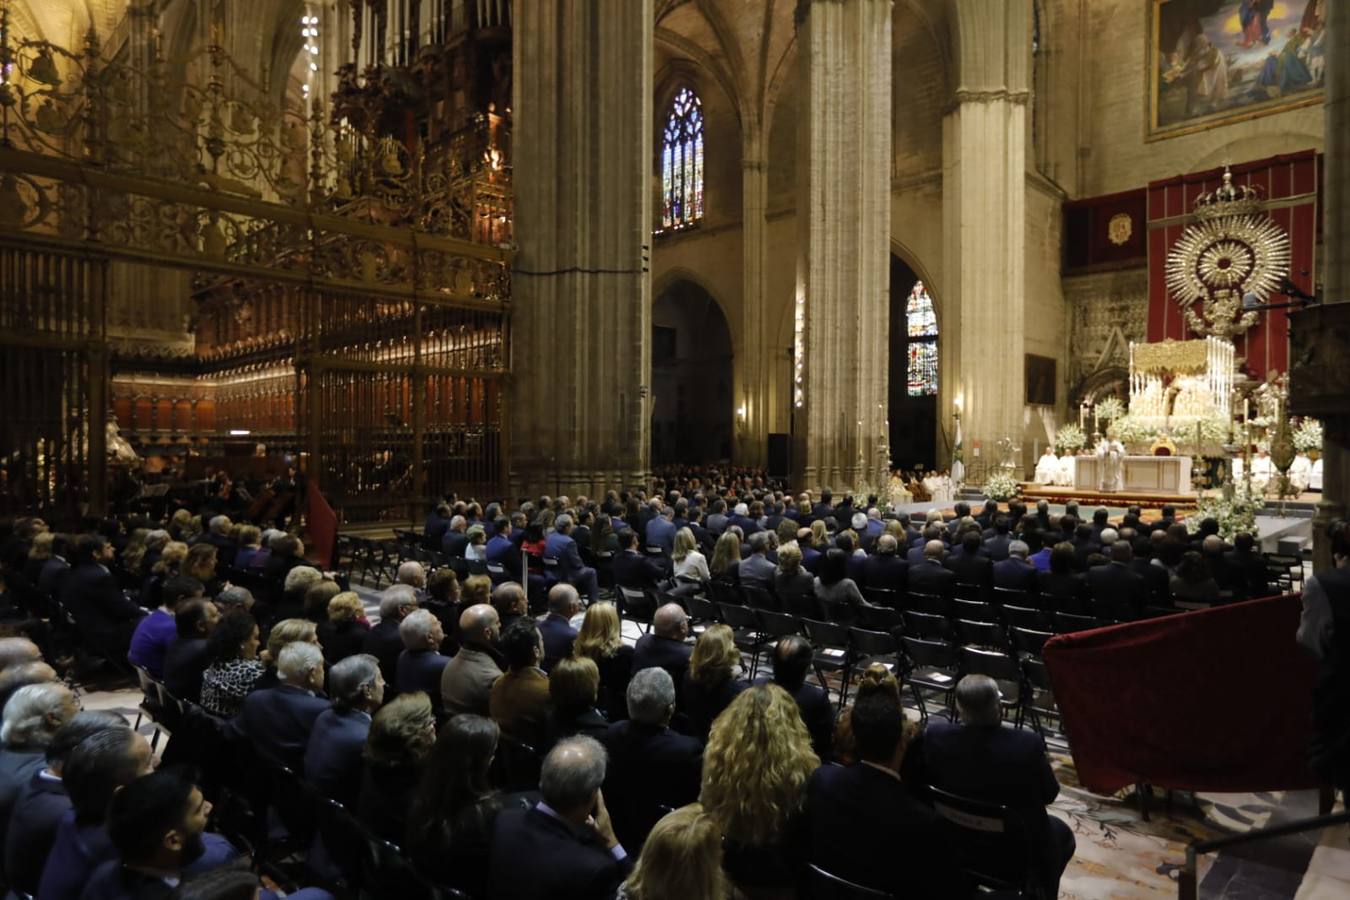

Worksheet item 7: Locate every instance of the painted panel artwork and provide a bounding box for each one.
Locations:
[1148,0,1325,140]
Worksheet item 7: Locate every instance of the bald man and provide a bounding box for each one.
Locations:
[440,603,503,718]
[631,603,692,688]
[908,539,956,600]
[0,640,40,673]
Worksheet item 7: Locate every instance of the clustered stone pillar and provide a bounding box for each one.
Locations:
[737,125,770,467]
[941,0,1031,478]
[510,0,654,499]
[794,0,892,493]
[1293,0,1349,572]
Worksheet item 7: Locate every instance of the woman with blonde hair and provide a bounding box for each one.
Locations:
[168,508,194,541]
[183,543,221,594]
[359,691,437,843]
[255,617,320,690]
[619,803,730,900]
[572,601,634,721]
[150,541,188,578]
[460,573,491,608]
[318,591,370,665]
[303,579,342,623]
[683,624,748,741]
[671,527,709,584]
[709,531,741,584]
[701,683,820,897]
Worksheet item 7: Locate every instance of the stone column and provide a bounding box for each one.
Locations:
[509,0,654,498]
[738,124,769,466]
[1293,1,1349,572]
[794,0,892,493]
[941,0,1031,481]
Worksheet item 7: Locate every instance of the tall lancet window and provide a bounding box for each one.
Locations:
[906,280,938,396]
[661,88,704,230]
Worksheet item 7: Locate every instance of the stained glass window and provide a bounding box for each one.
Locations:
[662,88,704,229]
[905,280,938,396]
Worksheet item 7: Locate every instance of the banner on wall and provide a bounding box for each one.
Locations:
[1146,151,1320,381]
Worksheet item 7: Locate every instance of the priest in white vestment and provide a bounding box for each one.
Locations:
[1289,453,1312,495]
[1311,457,1323,491]
[1250,449,1274,494]
[1096,433,1125,493]
[1034,448,1059,485]
[1055,455,1076,486]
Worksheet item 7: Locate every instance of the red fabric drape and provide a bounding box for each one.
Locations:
[304,488,338,570]
[1043,594,1321,794]
[1146,151,1320,381]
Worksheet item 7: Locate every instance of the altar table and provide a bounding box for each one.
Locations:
[1073,455,1193,494]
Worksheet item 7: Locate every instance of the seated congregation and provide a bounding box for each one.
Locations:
[0,479,1288,899]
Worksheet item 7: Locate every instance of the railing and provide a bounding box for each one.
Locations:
[1177,807,1350,899]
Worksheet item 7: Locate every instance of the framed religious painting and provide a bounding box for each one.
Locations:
[1147,0,1326,141]
[1025,354,1056,407]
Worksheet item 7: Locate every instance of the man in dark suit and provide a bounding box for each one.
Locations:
[162,599,219,704]
[364,587,418,684]
[488,736,632,900]
[37,535,71,597]
[304,653,382,805]
[614,529,667,590]
[1089,507,1110,540]
[394,609,451,715]
[1070,523,1101,571]
[705,498,730,537]
[602,668,703,851]
[61,535,145,660]
[486,517,518,574]
[946,532,993,587]
[538,585,580,673]
[903,675,1075,899]
[992,541,1038,593]
[1086,542,1147,620]
[544,515,599,605]
[759,637,834,762]
[906,525,943,566]
[685,508,712,553]
[1129,536,1171,607]
[644,506,677,558]
[631,604,693,688]
[811,489,834,524]
[910,541,956,600]
[1224,532,1271,599]
[981,516,1014,561]
[232,641,330,771]
[441,515,470,559]
[806,670,963,899]
[1202,534,1240,595]
[737,532,777,591]
[424,502,454,548]
[975,499,999,531]
[860,534,908,594]
[262,533,307,583]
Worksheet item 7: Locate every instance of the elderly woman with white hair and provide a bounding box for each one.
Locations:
[0,682,79,812]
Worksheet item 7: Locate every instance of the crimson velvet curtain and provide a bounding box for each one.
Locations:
[1043,594,1321,794]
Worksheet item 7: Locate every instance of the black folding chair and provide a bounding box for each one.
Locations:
[742,584,781,612]
[781,588,821,619]
[906,591,948,616]
[848,626,900,675]
[927,786,1050,899]
[862,587,902,609]
[1001,603,1052,632]
[617,586,658,634]
[801,863,895,900]
[491,736,542,792]
[801,618,855,710]
[901,609,955,642]
[1022,656,1060,737]
[991,586,1029,608]
[716,602,766,678]
[1051,611,1100,634]
[1010,626,1053,659]
[950,598,999,624]
[899,636,960,722]
[858,604,902,633]
[954,618,1009,652]
[757,608,803,644]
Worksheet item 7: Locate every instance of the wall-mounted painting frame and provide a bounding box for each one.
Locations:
[1025,354,1057,407]
[1147,0,1325,141]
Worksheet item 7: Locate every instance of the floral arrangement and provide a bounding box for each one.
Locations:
[1187,487,1263,541]
[1293,418,1323,454]
[1109,414,1153,446]
[1094,396,1125,423]
[1053,423,1086,455]
[983,468,1020,502]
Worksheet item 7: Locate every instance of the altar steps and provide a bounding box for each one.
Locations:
[1018,481,1200,513]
